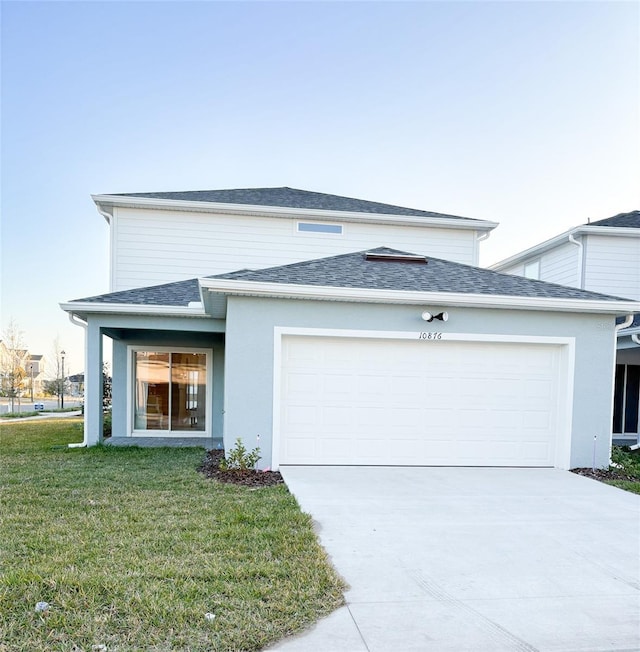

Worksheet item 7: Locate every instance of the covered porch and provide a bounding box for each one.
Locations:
[74,312,226,447]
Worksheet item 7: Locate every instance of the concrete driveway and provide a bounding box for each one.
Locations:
[272,467,640,652]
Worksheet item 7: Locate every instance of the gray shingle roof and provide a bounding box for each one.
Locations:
[587,210,640,228]
[112,187,477,221]
[70,247,635,309]
[70,278,200,306]
[213,247,631,302]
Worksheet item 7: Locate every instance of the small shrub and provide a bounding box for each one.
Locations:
[219,437,260,471]
[611,445,640,476]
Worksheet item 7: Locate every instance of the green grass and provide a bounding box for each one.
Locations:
[0,419,345,651]
[608,446,640,494]
[605,480,640,494]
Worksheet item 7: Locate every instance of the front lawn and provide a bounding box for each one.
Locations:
[0,419,345,651]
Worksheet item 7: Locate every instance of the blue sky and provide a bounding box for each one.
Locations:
[1,0,639,374]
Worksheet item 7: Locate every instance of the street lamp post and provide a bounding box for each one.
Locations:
[61,350,66,410]
[30,364,34,402]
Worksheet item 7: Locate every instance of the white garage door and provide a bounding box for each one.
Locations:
[278,335,564,467]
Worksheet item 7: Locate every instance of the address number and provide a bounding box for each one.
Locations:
[418,332,442,340]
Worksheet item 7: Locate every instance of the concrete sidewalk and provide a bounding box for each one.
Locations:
[272,466,640,652]
[0,410,82,423]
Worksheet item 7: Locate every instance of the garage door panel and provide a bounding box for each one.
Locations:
[524,379,554,399]
[285,372,320,396]
[284,404,319,428]
[279,336,562,467]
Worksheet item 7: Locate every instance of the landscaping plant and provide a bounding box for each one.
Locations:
[218,437,261,471]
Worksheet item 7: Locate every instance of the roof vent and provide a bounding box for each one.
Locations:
[365,252,428,264]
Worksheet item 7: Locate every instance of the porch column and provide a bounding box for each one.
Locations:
[84,319,104,445]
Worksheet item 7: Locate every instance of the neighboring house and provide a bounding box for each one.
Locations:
[491,211,640,442]
[0,342,45,398]
[67,373,85,397]
[27,354,46,397]
[61,188,640,470]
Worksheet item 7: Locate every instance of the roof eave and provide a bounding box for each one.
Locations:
[198,279,640,316]
[92,194,498,232]
[60,301,208,319]
[490,225,640,270]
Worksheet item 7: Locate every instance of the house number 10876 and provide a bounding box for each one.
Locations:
[418,332,442,340]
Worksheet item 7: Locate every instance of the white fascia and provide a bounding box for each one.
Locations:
[92,194,498,232]
[490,225,640,271]
[198,278,640,315]
[59,302,208,318]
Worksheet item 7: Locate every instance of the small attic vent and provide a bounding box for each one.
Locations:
[365,252,428,264]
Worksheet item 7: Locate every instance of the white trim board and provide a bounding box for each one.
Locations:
[271,327,575,471]
[93,194,498,232]
[200,279,640,315]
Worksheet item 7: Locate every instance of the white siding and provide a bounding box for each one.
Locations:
[584,235,640,300]
[539,241,580,287]
[497,242,579,288]
[498,262,526,276]
[111,207,478,291]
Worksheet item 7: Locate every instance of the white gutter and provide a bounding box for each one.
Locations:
[92,194,498,232]
[490,225,640,271]
[59,302,208,317]
[568,233,584,289]
[67,313,88,448]
[199,278,640,315]
[632,334,640,345]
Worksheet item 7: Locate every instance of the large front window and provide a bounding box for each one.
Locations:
[134,351,207,432]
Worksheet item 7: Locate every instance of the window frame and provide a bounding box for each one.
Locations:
[523,259,541,280]
[127,345,213,437]
[295,221,344,236]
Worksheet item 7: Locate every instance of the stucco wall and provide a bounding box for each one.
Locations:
[224,296,618,470]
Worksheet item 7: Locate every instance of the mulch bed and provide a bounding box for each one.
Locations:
[198,449,285,487]
[571,467,640,483]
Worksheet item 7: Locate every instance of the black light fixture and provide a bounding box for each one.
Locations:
[421,311,449,322]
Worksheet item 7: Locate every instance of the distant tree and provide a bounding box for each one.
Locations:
[46,337,67,408]
[42,379,60,397]
[0,319,28,412]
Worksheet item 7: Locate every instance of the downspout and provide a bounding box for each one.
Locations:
[96,205,116,292]
[568,233,584,289]
[67,313,88,448]
[632,334,640,345]
[475,231,491,266]
[616,314,634,333]
[606,314,637,456]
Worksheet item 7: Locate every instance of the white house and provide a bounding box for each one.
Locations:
[61,189,640,469]
[491,211,640,442]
